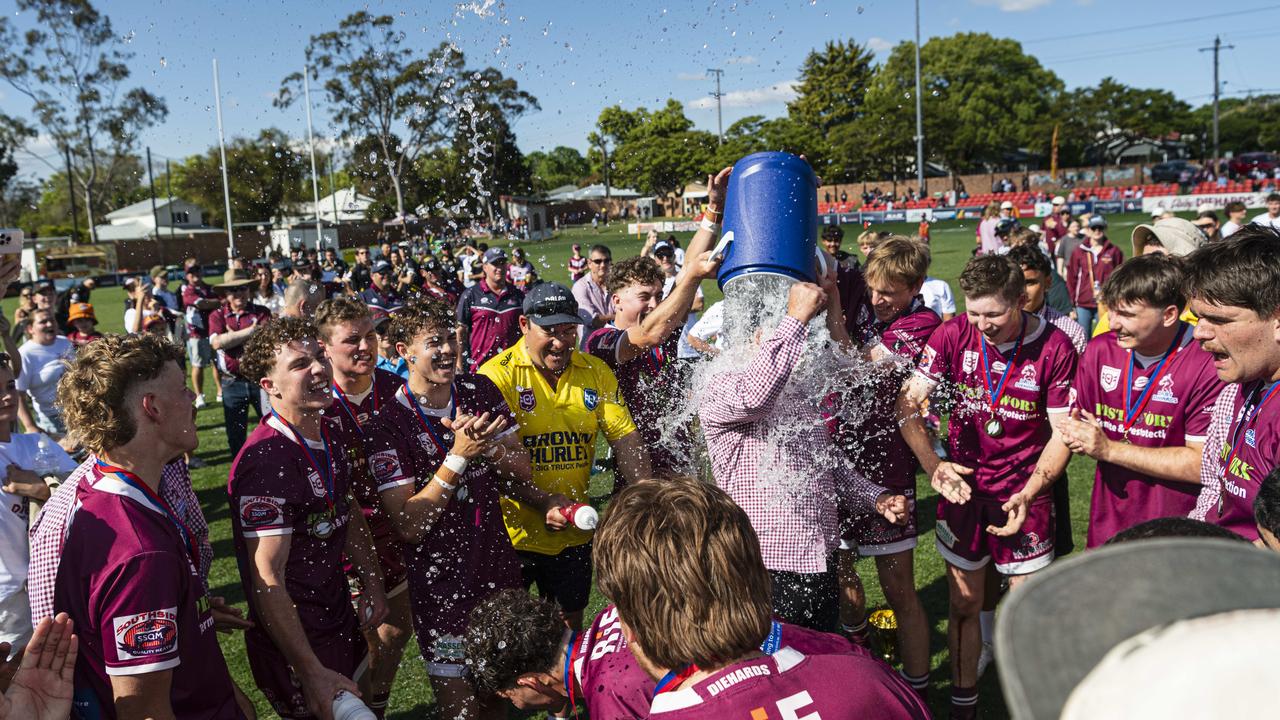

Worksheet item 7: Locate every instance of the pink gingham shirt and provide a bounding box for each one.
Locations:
[28,458,211,621]
[700,316,884,574]
[1190,383,1239,522]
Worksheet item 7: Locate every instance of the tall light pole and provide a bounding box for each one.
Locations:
[1200,35,1233,168]
[707,68,725,144]
[303,65,324,250]
[914,0,925,194]
[212,58,236,260]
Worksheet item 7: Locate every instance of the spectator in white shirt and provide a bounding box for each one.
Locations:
[15,310,74,440]
[1221,200,1247,238]
[1250,193,1280,230]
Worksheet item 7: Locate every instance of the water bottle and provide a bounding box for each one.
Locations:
[31,435,60,477]
[561,503,599,531]
[332,691,376,720]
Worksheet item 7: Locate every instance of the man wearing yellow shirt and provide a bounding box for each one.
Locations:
[481,281,652,628]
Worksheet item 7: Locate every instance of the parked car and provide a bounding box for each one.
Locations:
[1228,152,1279,178]
[1151,160,1202,184]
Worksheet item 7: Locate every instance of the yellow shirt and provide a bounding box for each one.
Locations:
[1092,304,1199,337]
[480,337,637,555]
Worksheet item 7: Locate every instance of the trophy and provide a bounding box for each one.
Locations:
[868,608,899,664]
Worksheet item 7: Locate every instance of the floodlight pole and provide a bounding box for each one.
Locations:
[708,68,724,144]
[914,0,925,194]
[212,58,236,260]
[303,66,325,251]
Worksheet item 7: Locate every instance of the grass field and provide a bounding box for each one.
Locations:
[11,210,1169,718]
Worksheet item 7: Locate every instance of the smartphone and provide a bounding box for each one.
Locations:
[0,229,23,255]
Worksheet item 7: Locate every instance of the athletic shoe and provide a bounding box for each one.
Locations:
[194,396,207,409]
[215,394,223,403]
[976,641,995,678]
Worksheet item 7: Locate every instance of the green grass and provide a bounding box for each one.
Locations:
[11,212,1167,718]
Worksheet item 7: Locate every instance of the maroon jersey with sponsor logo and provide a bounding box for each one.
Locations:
[1213,379,1280,539]
[917,313,1077,501]
[584,326,684,474]
[456,280,525,371]
[228,414,361,650]
[646,648,929,719]
[56,464,240,720]
[1072,329,1224,546]
[363,375,523,657]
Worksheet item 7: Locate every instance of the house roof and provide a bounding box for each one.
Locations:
[103,197,194,220]
[545,183,641,202]
[93,221,225,241]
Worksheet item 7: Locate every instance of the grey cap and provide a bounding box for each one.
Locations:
[996,538,1280,720]
[1087,215,1108,230]
[522,282,583,327]
[482,247,508,265]
[1131,217,1205,257]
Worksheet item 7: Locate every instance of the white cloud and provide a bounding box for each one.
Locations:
[971,0,1051,11]
[676,71,707,81]
[725,55,758,65]
[690,81,797,110]
[867,37,894,53]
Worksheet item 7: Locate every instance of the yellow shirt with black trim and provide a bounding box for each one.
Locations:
[480,337,637,555]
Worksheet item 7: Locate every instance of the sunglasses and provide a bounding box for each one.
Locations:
[530,300,577,318]
[589,258,611,265]
[19,292,30,298]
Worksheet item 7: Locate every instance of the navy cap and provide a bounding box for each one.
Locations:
[995,217,1021,236]
[482,247,508,265]
[522,282,584,327]
[371,259,393,275]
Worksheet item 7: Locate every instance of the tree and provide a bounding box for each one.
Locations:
[172,129,309,227]
[1187,96,1280,158]
[17,155,145,239]
[788,39,876,135]
[1065,78,1192,165]
[525,147,590,193]
[0,0,167,241]
[711,115,830,177]
[590,100,716,198]
[451,67,538,220]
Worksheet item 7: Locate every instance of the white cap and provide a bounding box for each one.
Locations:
[1151,206,1166,217]
[1051,196,1066,205]
[1196,203,1213,214]
[1029,224,1042,234]
[1000,200,1014,210]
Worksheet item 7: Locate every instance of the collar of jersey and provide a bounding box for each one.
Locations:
[266,414,328,450]
[512,337,590,369]
[86,459,165,517]
[395,383,454,417]
[647,648,804,713]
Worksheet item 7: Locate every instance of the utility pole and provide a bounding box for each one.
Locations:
[212,58,236,260]
[145,147,160,242]
[328,150,339,224]
[913,0,925,194]
[164,159,176,241]
[1200,35,1234,170]
[302,65,324,251]
[63,146,80,243]
[707,68,724,144]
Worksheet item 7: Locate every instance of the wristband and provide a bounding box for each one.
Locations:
[700,218,721,233]
[432,475,457,492]
[443,453,469,475]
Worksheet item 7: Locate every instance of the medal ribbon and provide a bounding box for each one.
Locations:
[332,379,379,433]
[404,381,456,457]
[652,664,700,697]
[1121,323,1188,434]
[97,460,200,577]
[1223,379,1280,484]
[563,630,580,713]
[978,314,1027,420]
[274,413,336,515]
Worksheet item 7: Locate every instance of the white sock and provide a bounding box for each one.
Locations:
[979,610,995,645]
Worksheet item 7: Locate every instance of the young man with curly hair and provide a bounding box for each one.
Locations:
[52,334,243,719]
[228,318,389,719]
[356,299,568,719]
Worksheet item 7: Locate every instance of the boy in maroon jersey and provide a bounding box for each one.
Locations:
[461,587,862,719]
[1184,227,1280,540]
[53,334,243,720]
[1061,254,1224,547]
[315,298,411,717]
[896,254,1077,719]
[593,477,928,719]
[827,236,939,696]
[229,318,389,719]
[363,300,570,719]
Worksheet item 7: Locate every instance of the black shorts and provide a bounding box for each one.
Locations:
[517,542,593,613]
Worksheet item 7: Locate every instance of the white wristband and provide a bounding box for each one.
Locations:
[699,218,721,233]
[443,453,469,475]
[432,475,457,492]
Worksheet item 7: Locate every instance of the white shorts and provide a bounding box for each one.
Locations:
[0,584,32,649]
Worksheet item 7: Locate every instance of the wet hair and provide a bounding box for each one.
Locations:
[1007,244,1051,278]
[606,256,665,297]
[1101,253,1187,312]
[865,236,929,289]
[1255,465,1280,541]
[238,317,320,384]
[1105,517,1248,545]
[1182,225,1280,317]
[389,299,456,351]
[463,589,565,696]
[821,225,845,242]
[958,254,1025,304]
[314,296,372,340]
[57,333,183,455]
[594,477,772,671]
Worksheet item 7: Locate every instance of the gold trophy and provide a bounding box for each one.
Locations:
[868,608,898,664]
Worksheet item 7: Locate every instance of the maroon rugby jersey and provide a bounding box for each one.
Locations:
[1072,328,1224,546]
[584,325,684,474]
[917,313,1077,500]
[1212,379,1280,540]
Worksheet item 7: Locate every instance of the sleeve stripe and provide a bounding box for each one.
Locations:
[376,478,415,492]
[241,527,292,538]
[105,658,181,676]
[1185,434,1208,443]
[1047,406,1071,414]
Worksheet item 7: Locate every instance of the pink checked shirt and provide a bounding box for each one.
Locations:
[700,316,884,574]
[1190,383,1237,523]
[28,459,211,621]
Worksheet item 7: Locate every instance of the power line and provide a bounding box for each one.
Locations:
[1023,4,1280,44]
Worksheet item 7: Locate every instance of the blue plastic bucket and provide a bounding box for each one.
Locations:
[716,151,819,290]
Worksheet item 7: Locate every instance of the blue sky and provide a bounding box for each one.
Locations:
[6,0,1280,181]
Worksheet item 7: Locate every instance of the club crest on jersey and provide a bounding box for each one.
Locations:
[306,470,326,498]
[518,387,536,412]
[114,609,178,659]
[583,388,599,411]
[239,496,285,528]
[1247,428,1258,448]
[1152,374,1179,404]
[962,350,979,374]
[1100,365,1121,392]
[1014,365,1039,391]
[369,450,402,482]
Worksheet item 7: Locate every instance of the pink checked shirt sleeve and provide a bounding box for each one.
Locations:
[1190,383,1237,521]
[700,316,808,427]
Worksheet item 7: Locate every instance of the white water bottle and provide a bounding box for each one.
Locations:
[332,691,375,720]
